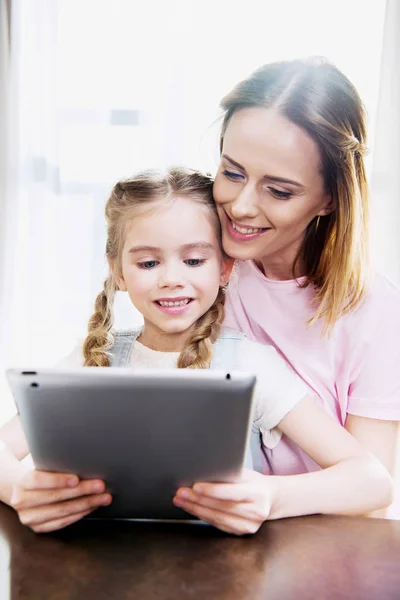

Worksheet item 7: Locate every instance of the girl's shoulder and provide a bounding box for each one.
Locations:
[111,326,143,341]
[217,328,285,370]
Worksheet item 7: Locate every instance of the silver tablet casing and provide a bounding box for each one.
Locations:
[7,368,256,520]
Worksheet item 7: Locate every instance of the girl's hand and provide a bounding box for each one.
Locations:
[173,469,274,535]
[10,469,112,533]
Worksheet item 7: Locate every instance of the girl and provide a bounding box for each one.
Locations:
[0,167,393,534]
[177,57,400,527]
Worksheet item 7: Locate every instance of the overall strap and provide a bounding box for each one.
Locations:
[211,328,264,473]
[108,328,141,367]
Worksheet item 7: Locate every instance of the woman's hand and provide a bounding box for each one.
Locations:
[10,469,112,533]
[173,469,274,535]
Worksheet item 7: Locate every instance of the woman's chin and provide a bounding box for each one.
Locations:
[221,237,259,262]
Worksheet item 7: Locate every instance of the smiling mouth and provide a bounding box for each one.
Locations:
[227,213,270,235]
[231,221,267,234]
[155,298,193,307]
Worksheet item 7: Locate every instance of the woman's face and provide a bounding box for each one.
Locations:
[213,107,332,278]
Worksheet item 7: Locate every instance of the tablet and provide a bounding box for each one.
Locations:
[7,367,256,520]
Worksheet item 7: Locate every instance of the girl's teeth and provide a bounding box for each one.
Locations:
[231,221,263,234]
[159,299,190,307]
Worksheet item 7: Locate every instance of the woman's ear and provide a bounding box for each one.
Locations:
[220,256,235,287]
[318,193,335,217]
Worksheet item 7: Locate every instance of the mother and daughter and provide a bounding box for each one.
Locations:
[0,57,398,534]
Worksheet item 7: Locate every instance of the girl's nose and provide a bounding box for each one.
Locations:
[158,263,185,289]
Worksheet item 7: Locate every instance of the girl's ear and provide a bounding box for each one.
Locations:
[109,260,127,291]
[117,276,127,292]
[220,256,235,287]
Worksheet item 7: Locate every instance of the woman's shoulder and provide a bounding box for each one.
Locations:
[367,272,400,304]
[347,272,400,326]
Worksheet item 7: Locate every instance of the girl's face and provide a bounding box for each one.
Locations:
[117,196,231,351]
[213,107,332,279]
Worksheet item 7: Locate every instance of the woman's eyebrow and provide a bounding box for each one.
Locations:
[222,153,304,188]
[222,154,246,172]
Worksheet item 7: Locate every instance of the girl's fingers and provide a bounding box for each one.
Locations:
[174,492,244,516]
[174,492,263,522]
[173,498,260,536]
[18,493,112,528]
[32,508,95,534]
[22,470,80,490]
[11,479,106,510]
[177,482,253,503]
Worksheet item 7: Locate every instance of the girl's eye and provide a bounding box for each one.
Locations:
[185,258,205,267]
[222,169,244,181]
[269,188,293,200]
[137,260,159,269]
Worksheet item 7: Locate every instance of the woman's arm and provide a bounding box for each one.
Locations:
[265,397,393,518]
[0,415,111,532]
[345,414,399,517]
[173,396,393,534]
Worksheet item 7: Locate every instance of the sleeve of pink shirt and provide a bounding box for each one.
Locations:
[347,304,400,420]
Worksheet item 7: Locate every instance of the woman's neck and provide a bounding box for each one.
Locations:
[257,249,305,280]
[256,260,306,281]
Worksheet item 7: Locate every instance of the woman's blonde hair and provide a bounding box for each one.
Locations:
[219,57,370,332]
[83,167,225,367]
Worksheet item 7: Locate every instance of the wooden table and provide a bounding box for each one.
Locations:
[0,504,399,599]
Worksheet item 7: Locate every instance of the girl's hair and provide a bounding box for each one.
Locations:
[219,57,370,331]
[83,167,225,368]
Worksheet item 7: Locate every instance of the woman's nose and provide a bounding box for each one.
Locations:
[230,185,259,220]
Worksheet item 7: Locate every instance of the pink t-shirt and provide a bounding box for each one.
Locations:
[225,260,400,513]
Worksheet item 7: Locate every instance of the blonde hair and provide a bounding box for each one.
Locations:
[83,167,225,367]
[219,57,370,332]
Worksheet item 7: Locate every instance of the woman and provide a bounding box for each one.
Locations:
[174,57,400,528]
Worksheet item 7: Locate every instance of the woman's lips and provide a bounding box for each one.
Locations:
[224,212,269,242]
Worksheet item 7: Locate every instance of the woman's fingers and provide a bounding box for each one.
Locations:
[18,492,112,528]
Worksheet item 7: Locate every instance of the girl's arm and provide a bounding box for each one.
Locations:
[173,396,393,534]
[0,415,111,532]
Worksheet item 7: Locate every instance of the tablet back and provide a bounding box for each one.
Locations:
[7,368,256,520]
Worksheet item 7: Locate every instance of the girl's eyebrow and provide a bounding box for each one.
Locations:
[222,153,304,188]
[128,245,160,254]
[128,242,215,255]
[181,243,214,252]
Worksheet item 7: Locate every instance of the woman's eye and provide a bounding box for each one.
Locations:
[137,260,159,269]
[269,187,292,200]
[222,169,244,181]
[185,258,205,267]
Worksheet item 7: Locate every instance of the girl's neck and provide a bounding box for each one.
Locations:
[138,322,192,353]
